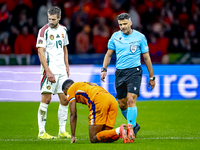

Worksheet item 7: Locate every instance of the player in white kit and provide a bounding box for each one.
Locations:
[36,6,71,139]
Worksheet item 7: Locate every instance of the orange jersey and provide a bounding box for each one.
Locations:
[67,82,108,105]
[67,82,118,127]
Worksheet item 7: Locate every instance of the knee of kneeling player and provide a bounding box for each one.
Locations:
[90,136,98,143]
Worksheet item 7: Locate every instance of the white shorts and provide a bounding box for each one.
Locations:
[40,73,68,94]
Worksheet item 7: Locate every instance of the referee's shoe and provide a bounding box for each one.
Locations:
[133,123,140,138]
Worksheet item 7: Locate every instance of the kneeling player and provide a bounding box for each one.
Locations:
[62,79,135,143]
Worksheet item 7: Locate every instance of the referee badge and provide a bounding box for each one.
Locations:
[130,45,137,53]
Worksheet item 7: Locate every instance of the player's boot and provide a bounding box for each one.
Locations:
[58,132,71,139]
[120,124,129,143]
[127,124,135,143]
[38,132,57,139]
[133,123,140,138]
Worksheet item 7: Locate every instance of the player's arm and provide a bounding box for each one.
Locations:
[100,49,114,82]
[69,100,77,143]
[63,45,70,77]
[38,47,56,83]
[142,52,155,90]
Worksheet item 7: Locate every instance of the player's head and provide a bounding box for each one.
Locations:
[47,6,61,28]
[62,79,74,95]
[117,13,132,35]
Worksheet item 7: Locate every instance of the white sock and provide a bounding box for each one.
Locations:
[38,102,48,136]
[116,127,120,135]
[58,104,68,134]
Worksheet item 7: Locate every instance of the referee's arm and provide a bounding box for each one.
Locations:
[101,49,114,82]
[142,52,155,90]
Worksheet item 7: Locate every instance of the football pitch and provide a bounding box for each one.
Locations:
[0,100,200,150]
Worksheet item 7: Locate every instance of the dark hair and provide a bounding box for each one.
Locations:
[62,79,74,91]
[117,13,131,20]
[48,6,61,18]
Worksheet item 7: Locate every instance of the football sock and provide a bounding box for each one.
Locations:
[38,102,48,136]
[121,109,128,120]
[127,106,137,127]
[116,127,120,135]
[58,104,68,134]
[96,129,118,142]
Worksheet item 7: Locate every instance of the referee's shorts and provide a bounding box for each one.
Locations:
[115,66,142,99]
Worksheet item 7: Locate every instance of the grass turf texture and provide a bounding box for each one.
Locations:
[0,100,199,150]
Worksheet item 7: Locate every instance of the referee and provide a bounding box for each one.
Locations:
[100,13,155,137]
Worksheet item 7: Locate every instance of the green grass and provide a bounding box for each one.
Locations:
[0,100,200,150]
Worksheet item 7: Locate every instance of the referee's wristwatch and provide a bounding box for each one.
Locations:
[150,77,156,81]
[101,68,107,72]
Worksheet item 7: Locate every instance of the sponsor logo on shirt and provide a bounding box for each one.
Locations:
[145,46,148,50]
[62,34,64,38]
[130,45,137,53]
[49,35,54,40]
[38,39,43,44]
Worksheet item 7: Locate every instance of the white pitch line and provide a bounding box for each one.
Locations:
[0,137,199,142]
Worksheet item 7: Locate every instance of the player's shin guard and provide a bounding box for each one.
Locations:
[127,107,137,127]
[96,129,118,142]
[58,104,68,134]
[38,102,48,135]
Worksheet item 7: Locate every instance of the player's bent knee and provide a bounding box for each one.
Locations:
[90,136,98,143]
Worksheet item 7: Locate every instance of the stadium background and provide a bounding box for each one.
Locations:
[0,0,199,101]
[0,1,200,149]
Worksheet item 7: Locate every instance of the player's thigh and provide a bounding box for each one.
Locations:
[54,73,68,94]
[40,74,57,94]
[92,94,118,128]
[89,125,104,140]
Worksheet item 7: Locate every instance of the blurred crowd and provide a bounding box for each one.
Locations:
[0,0,200,65]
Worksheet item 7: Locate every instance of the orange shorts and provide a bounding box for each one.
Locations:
[88,93,118,128]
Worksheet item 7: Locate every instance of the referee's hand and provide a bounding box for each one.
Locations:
[100,72,107,82]
[148,80,155,90]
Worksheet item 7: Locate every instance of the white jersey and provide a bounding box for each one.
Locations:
[36,23,69,74]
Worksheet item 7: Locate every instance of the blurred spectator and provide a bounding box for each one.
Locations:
[168,37,183,53]
[0,2,9,32]
[129,5,141,29]
[8,25,20,53]
[92,17,110,53]
[0,31,11,54]
[75,24,92,54]
[37,0,52,28]
[0,32,11,65]
[148,22,169,64]
[14,25,37,65]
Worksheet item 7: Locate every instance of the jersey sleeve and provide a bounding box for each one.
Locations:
[36,29,47,48]
[107,34,116,50]
[63,28,69,46]
[67,87,76,104]
[140,35,149,53]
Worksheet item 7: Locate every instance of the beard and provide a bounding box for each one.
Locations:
[50,22,58,28]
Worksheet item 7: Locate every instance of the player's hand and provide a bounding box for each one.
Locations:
[71,136,77,143]
[148,80,155,90]
[100,72,107,82]
[46,70,56,83]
